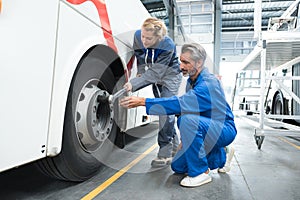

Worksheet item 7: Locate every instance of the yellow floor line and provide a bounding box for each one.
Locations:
[81,143,158,200]
[277,136,300,150]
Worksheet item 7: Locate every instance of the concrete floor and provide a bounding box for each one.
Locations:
[0,114,300,200]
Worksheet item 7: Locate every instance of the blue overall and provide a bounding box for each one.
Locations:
[145,68,237,177]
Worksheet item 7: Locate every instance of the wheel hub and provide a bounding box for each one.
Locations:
[76,83,114,152]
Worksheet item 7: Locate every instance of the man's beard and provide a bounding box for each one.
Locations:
[189,67,197,77]
[182,66,197,77]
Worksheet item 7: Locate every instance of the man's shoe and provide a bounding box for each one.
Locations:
[180,173,212,187]
[151,157,172,167]
[218,146,235,173]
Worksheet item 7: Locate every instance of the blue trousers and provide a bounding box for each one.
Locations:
[152,84,179,158]
[171,114,236,177]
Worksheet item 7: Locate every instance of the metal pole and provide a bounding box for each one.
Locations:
[163,0,174,40]
[259,40,266,130]
[214,0,221,75]
[254,0,262,40]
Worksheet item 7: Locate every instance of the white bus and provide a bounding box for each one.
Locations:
[234,17,300,124]
[0,0,153,181]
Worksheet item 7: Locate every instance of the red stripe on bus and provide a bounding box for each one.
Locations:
[126,55,135,79]
[67,0,118,53]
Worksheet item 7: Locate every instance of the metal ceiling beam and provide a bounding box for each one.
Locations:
[221,0,294,32]
[223,0,293,4]
[140,0,166,16]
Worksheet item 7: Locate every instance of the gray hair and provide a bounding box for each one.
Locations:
[181,43,207,63]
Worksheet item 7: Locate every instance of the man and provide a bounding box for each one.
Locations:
[120,43,237,187]
[124,17,182,167]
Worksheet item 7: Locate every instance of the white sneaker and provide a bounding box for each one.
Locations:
[180,172,212,187]
[151,157,172,167]
[218,146,235,173]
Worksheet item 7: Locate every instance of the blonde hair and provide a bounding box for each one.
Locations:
[142,17,167,40]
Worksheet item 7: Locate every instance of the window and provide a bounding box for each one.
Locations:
[191,14,212,23]
[203,3,212,11]
[180,16,189,24]
[221,40,257,56]
[176,0,214,35]
[178,4,189,14]
[236,42,243,48]
[191,3,202,13]
[222,42,234,49]
[191,24,212,33]
[222,49,235,55]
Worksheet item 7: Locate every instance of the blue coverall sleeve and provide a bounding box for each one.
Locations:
[145,70,230,120]
[144,82,211,116]
[145,96,181,115]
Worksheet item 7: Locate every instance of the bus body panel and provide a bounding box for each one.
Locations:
[65,0,101,26]
[107,0,154,130]
[106,0,150,41]
[266,66,299,118]
[47,1,107,156]
[0,0,59,171]
[1,0,153,175]
[47,1,150,156]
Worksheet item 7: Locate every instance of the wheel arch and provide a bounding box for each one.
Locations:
[47,44,126,157]
[271,89,288,115]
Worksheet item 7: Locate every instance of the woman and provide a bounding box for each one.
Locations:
[124,17,182,167]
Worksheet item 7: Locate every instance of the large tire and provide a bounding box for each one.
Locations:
[37,54,120,181]
[272,92,285,122]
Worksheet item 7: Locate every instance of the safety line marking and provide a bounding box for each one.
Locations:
[81,143,158,200]
[277,137,300,150]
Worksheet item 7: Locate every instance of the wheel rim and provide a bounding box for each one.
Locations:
[75,79,114,152]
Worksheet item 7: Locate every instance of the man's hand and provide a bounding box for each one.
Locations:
[178,142,182,150]
[123,82,132,92]
[119,96,146,108]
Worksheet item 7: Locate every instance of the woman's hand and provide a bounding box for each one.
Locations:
[123,82,132,92]
[119,96,146,108]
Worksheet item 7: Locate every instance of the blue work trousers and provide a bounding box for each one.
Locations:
[152,84,179,158]
[171,114,236,177]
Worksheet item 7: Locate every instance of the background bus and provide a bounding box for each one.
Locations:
[0,0,154,181]
[234,63,300,125]
[233,13,300,125]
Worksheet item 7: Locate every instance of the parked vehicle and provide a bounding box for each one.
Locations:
[0,0,153,181]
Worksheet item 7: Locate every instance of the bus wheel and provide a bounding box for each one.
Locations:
[272,92,284,122]
[37,56,119,181]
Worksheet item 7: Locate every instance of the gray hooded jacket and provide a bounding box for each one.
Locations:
[130,30,182,93]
